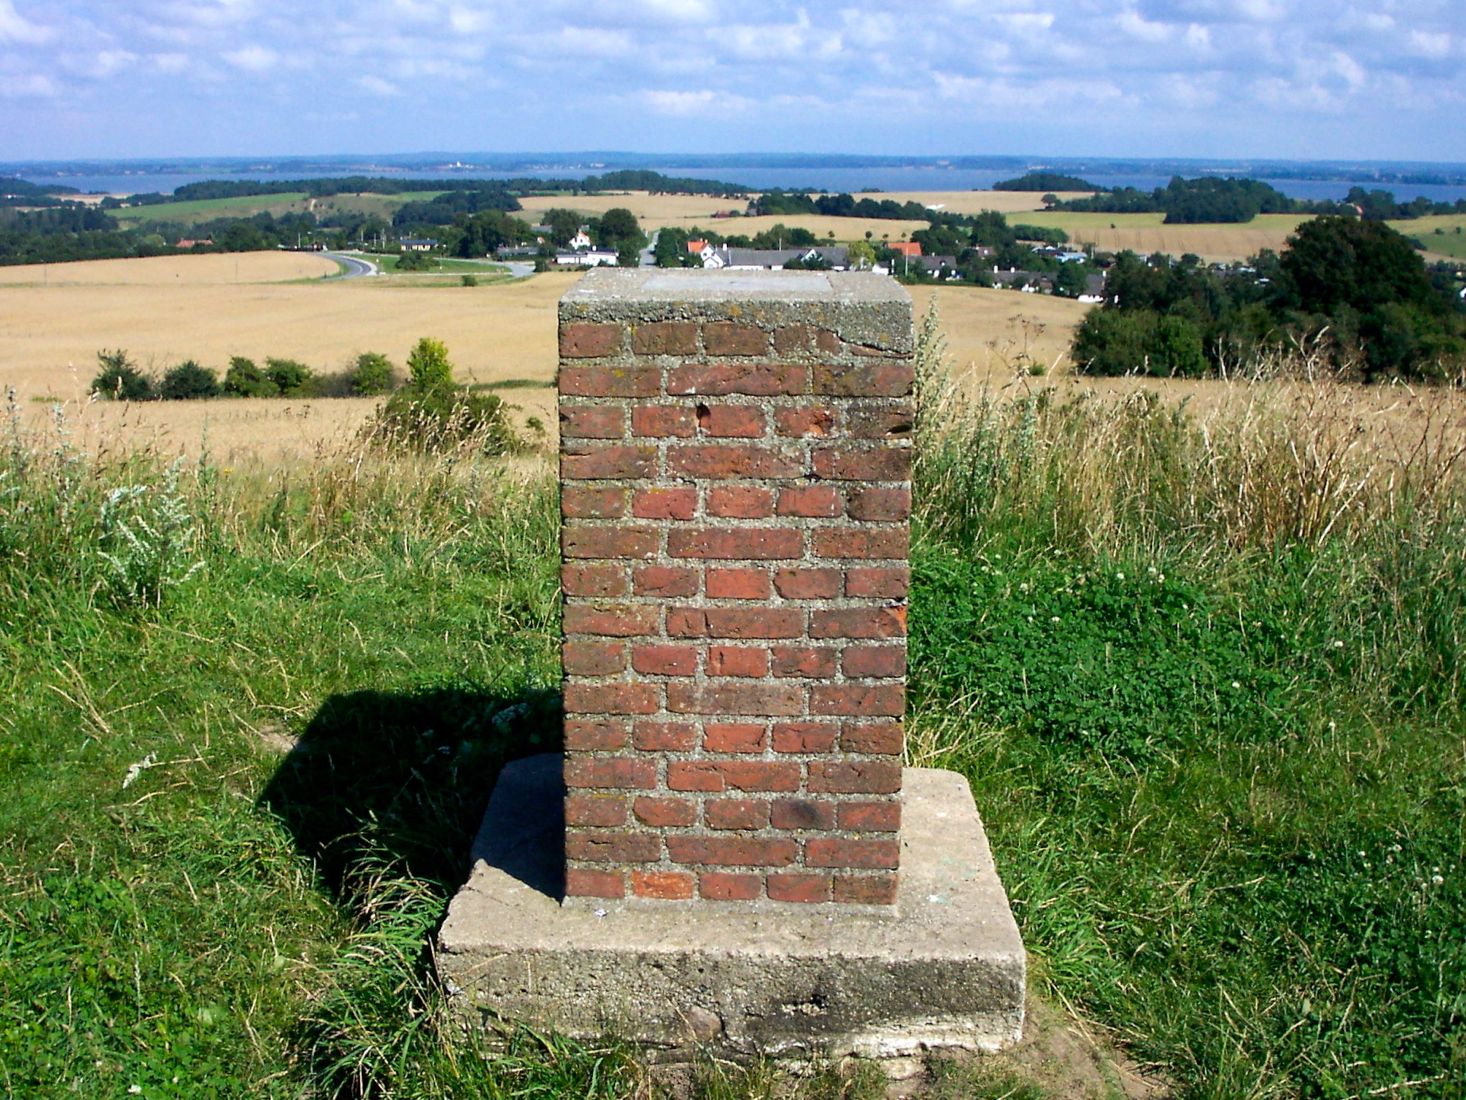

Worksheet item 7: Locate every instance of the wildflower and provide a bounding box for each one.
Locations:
[1148,566,1157,575]
[1019,582,1029,593]
[1116,571,1125,580]
[1333,640,1345,649]
[1231,681,1242,690]
[1050,616,1060,623]
[1432,874,1444,886]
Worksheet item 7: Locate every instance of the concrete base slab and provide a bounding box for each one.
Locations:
[436,754,1025,1059]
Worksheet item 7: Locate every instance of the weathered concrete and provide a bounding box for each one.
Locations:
[437,754,1025,1058]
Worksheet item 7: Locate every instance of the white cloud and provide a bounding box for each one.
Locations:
[642,88,750,115]
[0,0,51,43]
[222,44,278,71]
[0,71,58,97]
[356,74,400,96]
[1407,30,1451,59]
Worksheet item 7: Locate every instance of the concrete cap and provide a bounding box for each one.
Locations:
[558,268,913,354]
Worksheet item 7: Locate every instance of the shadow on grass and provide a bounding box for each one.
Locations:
[258,684,563,913]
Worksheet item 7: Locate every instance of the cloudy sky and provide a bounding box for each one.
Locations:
[2,0,1463,163]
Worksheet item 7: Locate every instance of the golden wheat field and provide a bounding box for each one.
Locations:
[5,250,1461,465]
[1018,212,1309,262]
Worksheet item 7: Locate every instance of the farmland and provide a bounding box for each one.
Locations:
[1015,211,1310,261]
[1394,213,1466,260]
[108,190,430,227]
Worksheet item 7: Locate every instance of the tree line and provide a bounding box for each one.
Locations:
[1071,217,1466,382]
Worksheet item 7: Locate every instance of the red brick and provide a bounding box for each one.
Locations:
[564,756,657,789]
[771,646,837,679]
[669,528,804,562]
[838,800,902,832]
[777,486,843,518]
[773,568,842,599]
[844,567,910,599]
[810,606,907,640]
[767,873,831,903]
[631,405,697,438]
[563,603,659,638]
[559,405,625,439]
[562,526,659,560]
[562,444,656,481]
[666,836,797,868]
[811,361,915,397]
[559,323,623,359]
[565,792,627,827]
[668,363,805,396]
[771,797,836,830]
[633,795,697,827]
[665,444,804,480]
[811,447,911,482]
[703,322,769,357]
[697,404,766,437]
[632,870,695,900]
[702,722,767,753]
[565,868,625,898]
[559,366,659,397]
[632,721,698,752]
[562,486,627,520]
[564,718,629,751]
[566,831,661,863]
[704,798,770,830]
[667,761,800,793]
[807,760,902,794]
[771,720,839,754]
[631,321,698,356]
[706,645,769,678]
[846,406,914,439]
[667,681,805,716]
[631,487,696,520]
[633,565,698,597]
[562,681,661,716]
[833,873,898,905]
[772,325,814,356]
[706,486,774,519]
[840,720,904,755]
[704,607,804,639]
[812,528,909,560]
[706,567,771,599]
[775,405,836,437]
[843,645,906,679]
[847,487,911,522]
[806,837,900,870]
[561,562,627,598]
[699,872,761,901]
[632,644,698,676]
[809,682,905,717]
[666,607,710,637]
[562,639,625,676]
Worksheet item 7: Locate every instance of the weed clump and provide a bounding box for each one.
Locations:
[368,337,521,455]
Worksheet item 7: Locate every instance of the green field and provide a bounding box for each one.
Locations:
[1,327,1462,1096]
[1394,214,1466,260]
[110,191,439,228]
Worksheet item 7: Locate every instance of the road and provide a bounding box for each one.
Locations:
[323,252,379,279]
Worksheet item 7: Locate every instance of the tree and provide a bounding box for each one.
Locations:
[406,337,454,391]
[349,352,396,395]
[596,207,643,252]
[847,239,876,270]
[1281,216,1439,317]
[223,356,277,397]
[265,357,316,396]
[159,360,221,400]
[542,208,582,247]
[91,349,153,401]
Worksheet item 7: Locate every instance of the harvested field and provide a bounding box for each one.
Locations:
[0,250,338,286]
[1017,211,1309,262]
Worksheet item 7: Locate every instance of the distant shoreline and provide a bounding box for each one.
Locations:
[6,152,1466,205]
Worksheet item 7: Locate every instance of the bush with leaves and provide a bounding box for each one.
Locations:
[159,360,221,400]
[90,349,153,401]
[265,357,316,397]
[222,356,278,397]
[349,352,397,396]
[369,338,519,454]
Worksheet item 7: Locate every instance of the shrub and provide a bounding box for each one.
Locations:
[405,338,453,392]
[90,349,153,401]
[159,360,221,400]
[223,356,278,397]
[395,250,437,272]
[460,274,478,288]
[349,352,397,396]
[265,358,316,397]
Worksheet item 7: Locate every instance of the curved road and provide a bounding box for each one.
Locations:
[323,251,379,279]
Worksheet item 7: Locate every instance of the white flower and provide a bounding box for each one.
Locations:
[1231,681,1242,690]
[1431,874,1444,886]
[1116,571,1125,580]
[1050,616,1060,623]
[1333,640,1345,649]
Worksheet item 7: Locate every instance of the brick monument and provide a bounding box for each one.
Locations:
[558,268,911,908]
[438,270,1024,1059]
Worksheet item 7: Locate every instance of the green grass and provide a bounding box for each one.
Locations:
[362,253,513,278]
[1,313,1463,1097]
[111,193,312,225]
[1395,215,1466,261]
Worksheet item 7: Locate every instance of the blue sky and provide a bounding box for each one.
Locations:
[2,0,1463,162]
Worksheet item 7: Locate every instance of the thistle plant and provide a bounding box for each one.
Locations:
[97,457,204,608]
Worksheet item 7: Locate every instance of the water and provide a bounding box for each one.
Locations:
[9,158,1466,205]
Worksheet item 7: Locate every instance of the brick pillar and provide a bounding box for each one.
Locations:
[558,269,913,908]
